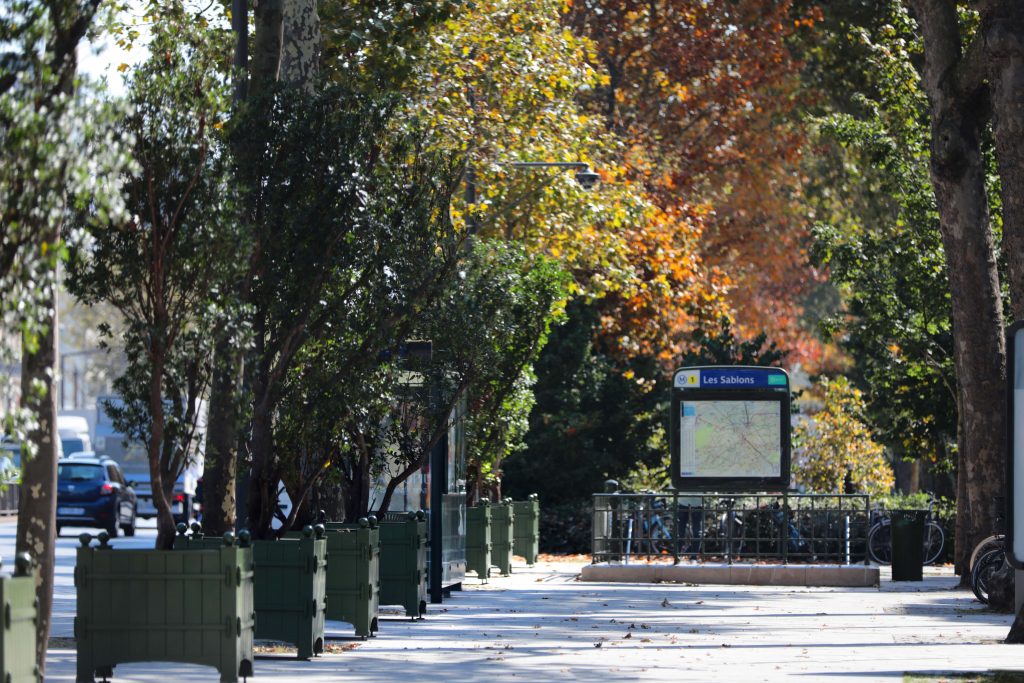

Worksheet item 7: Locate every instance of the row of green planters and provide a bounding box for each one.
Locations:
[68,513,423,683]
[50,496,539,683]
[465,497,539,582]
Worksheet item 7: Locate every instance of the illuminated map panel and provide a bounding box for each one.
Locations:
[678,400,781,478]
[671,366,790,492]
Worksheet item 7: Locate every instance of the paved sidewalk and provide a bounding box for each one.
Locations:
[39,557,1024,682]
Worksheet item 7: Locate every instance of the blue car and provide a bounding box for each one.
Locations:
[56,456,137,537]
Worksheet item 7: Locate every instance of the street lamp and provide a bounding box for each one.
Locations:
[425,158,598,598]
[506,161,601,190]
[463,161,600,235]
[59,349,107,410]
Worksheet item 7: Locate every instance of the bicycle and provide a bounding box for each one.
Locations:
[674,496,741,560]
[640,497,673,555]
[969,533,1004,573]
[738,500,813,561]
[866,500,945,565]
[771,501,813,558]
[971,546,1005,604]
[967,532,1007,604]
[710,497,744,560]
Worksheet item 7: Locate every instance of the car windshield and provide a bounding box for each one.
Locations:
[58,464,104,482]
[62,438,86,454]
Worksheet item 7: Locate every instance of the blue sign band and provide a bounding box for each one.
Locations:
[697,369,787,389]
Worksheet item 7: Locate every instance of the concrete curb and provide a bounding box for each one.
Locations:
[580,562,880,587]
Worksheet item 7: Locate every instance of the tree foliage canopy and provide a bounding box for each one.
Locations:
[793,376,895,497]
[66,0,239,547]
[1,0,128,437]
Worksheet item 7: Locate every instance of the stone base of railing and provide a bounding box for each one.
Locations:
[580,562,879,587]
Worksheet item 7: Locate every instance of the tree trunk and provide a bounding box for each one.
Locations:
[13,0,101,670]
[934,110,1006,579]
[245,387,277,538]
[357,442,370,518]
[310,477,347,523]
[909,0,1007,578]
[982,0,1024,624]
[147,353,177,549]
[234,0,325,541]
[1006,599,1024,643]
[986,3,1024,319]
[280,0,320,88]
[250,0,285,95]
[376,455,427,516]
[15,297,57,674]
[201,336,240,534]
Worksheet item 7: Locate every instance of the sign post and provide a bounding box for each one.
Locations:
[1006,323,1024,613]
[670,366,791,492]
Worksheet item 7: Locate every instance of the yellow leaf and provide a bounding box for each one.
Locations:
[117,63,130,73]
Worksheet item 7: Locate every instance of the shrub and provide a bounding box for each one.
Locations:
[539,500,592,554]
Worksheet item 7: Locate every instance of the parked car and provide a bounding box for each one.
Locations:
[66,450,98,460]
[57,456,137,537]
[95,395,204,524]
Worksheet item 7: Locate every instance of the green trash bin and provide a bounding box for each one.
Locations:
[512,496,539,565]
[466,502,492,581]
[890,510,925,581]
[490,501,514,577]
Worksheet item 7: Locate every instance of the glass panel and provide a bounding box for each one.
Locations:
[62,438,86,455]
[58,464,104,481]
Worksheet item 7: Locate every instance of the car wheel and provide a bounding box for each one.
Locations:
[122,509,137,537]
[56,524,62,537]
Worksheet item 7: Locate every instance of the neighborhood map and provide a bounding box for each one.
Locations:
[678,400,781,478]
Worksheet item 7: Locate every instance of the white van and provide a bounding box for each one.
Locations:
[57,415,92,456]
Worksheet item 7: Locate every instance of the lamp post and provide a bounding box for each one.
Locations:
[507,161,600,190]
[429,160,600,603]
[463,161,600,235]
[59,349,106,410]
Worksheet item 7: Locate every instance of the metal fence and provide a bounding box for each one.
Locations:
[592,492,871,565]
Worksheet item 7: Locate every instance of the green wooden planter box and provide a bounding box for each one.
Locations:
[513,496,540,565]
[322,519,379,638]
[1,554,39,683]
[75,531,254,683]
[379,512,427,619]
[175,525,328,660]
[490,501,514,576]
[465,503,492,581]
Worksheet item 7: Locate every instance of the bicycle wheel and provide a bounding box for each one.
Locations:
[969,534,1005,573]
[922,522,945,565]
[972,547,1005,605]
[650,523,671,554]
[867,522,892,565]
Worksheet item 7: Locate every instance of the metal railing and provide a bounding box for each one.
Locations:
[592,492,871,565]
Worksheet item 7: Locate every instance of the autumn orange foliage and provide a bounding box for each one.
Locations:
[569,0,827,369]
[598,203,731,363]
